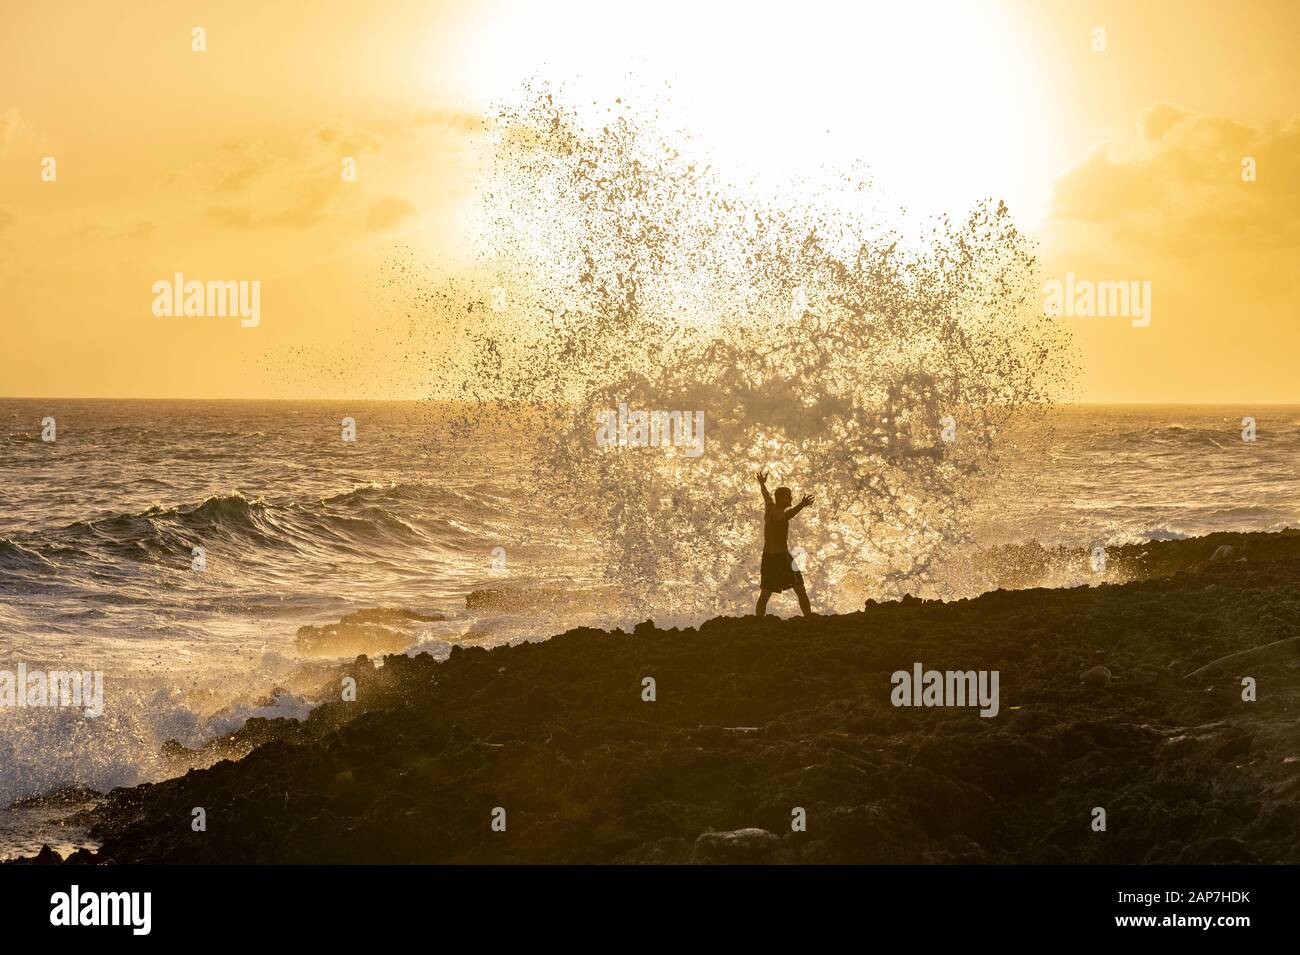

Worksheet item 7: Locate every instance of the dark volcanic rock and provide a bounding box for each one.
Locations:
[7,845,63,865]
[692,828,781,863]
[60,529,1300,864]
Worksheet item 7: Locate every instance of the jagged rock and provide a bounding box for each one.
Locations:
[29,529,1300,865]
[692,828,781,863]
[1081,665,1112,686]
[9,845,62,865]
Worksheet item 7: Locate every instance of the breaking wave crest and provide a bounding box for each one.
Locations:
[398,89,1074,611]
[0,484,495,583]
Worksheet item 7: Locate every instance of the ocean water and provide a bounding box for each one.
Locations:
[1,398,1298,856]
[972,404,1300,550]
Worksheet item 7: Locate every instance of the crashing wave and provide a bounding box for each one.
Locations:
[395,88,1074,611]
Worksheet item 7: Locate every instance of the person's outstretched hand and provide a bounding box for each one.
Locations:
[757,471,768,485]
[799,494,814,508]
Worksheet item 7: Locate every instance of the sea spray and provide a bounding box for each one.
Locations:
[395,88,1073,612]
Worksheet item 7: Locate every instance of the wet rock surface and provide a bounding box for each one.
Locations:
[44,530,1300,863]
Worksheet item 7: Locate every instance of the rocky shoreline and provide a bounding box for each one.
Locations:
[17,529,1300,864]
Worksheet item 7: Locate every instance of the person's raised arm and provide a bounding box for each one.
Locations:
[757,471,774,507]
[783,493,814,520]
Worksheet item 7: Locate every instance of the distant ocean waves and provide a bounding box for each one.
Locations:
[2,484,493,580]
[970,406,1300,553]
[1,400,1299,856]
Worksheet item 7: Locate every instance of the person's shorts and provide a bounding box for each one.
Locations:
[760,551,803,593]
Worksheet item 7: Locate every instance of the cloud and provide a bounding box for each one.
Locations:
[1044,105,1300,403]
[0,107,36,156]
[65,219,156,241]
[209,179,340,228]
[210,140,277,193]
[316,122,385,155]
[1049,104,1300,255]
[204,123,389,229]
[366,195,417,231]
[407,106,486,134]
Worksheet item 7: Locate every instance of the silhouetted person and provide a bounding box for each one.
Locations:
[756,471,813,617]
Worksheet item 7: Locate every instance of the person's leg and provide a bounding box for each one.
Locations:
[792,576,812,616]
[756,589,772,617]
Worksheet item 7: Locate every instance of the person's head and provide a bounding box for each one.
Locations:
[775,487,793,507]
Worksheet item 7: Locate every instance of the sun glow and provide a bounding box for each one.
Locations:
[446,0,1059,235]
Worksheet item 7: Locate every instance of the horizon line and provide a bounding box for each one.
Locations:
[4,396,1300,407]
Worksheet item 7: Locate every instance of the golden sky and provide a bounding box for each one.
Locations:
[2,0,1297,402]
